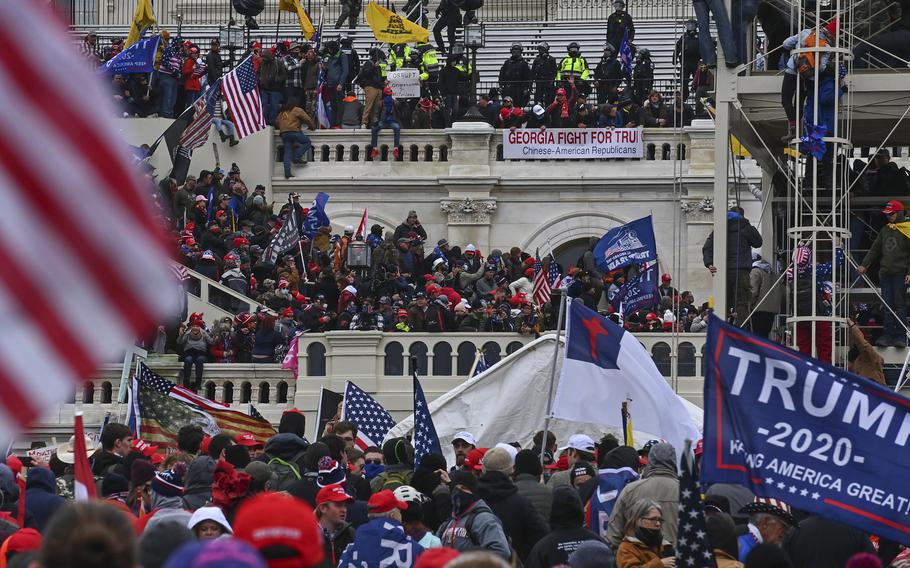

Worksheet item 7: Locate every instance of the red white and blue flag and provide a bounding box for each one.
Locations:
[342,381,396,449]
[73,413,97,501]
[316,66,333,129]
[532,250,550,307]
[222,56,265,139]
[0,2,180,433]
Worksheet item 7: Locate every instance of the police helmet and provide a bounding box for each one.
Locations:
[538,41,550,52]
[511,42,523,52]
[567,41,580,54]
[684,18,697,31]
[604,43,616,55]
[638,48,651,59]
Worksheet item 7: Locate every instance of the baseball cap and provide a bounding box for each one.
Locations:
[570,460,596,484]
[233,493,324,568]
[883,200,905,214]
[368,490,409,513]
[559,434,596,453]
[463,448,488,471]
[235,432,263,447]
[481,447,513,475]
[316,483,354,505]
[452,431,476,446]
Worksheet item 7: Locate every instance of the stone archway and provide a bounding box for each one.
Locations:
[521,210,631,257]
[328,211,400,237]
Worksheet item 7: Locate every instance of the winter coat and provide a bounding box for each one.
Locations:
[702,212,763,273]
[437,499,512,558]
[318,523,357,568]
[181,456,215,511]
[525,486,603,568]
[220,268,249,295]
[616,536,666,568]
[477,471,549,561]
[90,449,124,476]
[849,323,886,385]
[258,52,287,91]
[715,551,744,568]
[508,276,533,297]
[607,467,679,547]
[749,261,780,313]
[514,473,553,522]
[785,515,875,568]
[638,99,666,127]
[862,223,910,276]
[313,226,332,254]
[606,11,635,52]
[325,52,350,86]
[179,329,213,354]
[499,56,532,84]
[340,518,423,566]
[25,467,65,531]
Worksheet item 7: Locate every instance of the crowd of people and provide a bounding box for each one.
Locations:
[2,418,908,568]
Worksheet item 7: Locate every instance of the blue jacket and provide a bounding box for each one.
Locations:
[338,518,424,567]
[25,468,65,531]
[325,52,349,87]
[738,531,760,562]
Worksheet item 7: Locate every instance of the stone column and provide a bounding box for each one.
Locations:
[685,119,717,175]
[680,197,716,302]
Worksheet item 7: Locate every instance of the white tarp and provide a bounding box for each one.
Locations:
[386,334,703,467]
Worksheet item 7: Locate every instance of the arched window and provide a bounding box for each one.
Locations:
[433,342,453,376]
[205,381,216,401]
[83,382,95,404]
[678,342,696,377]
[438,145,448,161]
[423,145,434,162]
[241,382,252,404]
[506,341,524,355]
[385,342,404,376]
[651,342,672,376]
[457,342,476,375]
[259,382,270,404]
[335,144,345,161]
[482,342,502,366]
[223,381,234,405]
[307,343,326,377]
[100,382,112,404]
[277,381,289,404]
[409,342,428,375]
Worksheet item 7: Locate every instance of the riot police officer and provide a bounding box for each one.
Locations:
[674,19,701,100]
[606,0,635,54]
[557,42,591,97]
[531,41,558,105]
[594,43,624,104]
[499,43,532,107]
[632,48,654,105]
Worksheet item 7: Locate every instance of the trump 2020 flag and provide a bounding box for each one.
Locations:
[593,216,657,273]
[413,374,442,469]
[703,315,910,547]
[611,261,660,315]
[303,192,330,239]
[98,35,160,75]
[552,300,699,455]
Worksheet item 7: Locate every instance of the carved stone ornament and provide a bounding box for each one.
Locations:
[440,198,498,224]
[680,197,714,215]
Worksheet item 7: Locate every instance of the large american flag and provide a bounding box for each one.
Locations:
[676,447,715,568]
[180,81,221,150]
[532,249,551,307]
[342,381,396,449]
[132,363,275,446]
[222,56,265,139]
[0,2,179,433]
[548,254,563,289]
[413,373,441,468]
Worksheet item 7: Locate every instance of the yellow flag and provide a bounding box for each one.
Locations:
[279,0,316,40]
[126,0,156,47]
[365,1,429,44]
[889,221,910,240]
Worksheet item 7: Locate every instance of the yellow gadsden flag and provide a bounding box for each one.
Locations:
[279,0,316,40]
[126,0,156,47]
[365,1,429,44]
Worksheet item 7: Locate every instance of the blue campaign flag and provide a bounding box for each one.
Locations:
[619,29,633,77]
[703,314,910,546]
[610,261,660,315]
[593,215,658,273]
[302,192,330,238]
[413,374,442,468]
[97,35,161,75]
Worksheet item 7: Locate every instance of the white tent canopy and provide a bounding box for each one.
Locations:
[386,334,704,467]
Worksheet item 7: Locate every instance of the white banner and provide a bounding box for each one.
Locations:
[503,128,644,160]
[387,69,421,99]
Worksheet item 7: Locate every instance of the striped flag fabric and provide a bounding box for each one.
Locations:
[532,249,551,307]
[547,254,563,289]
[342,381,396,449]
[134,363,275,447]
[73,413,97,501]
[222,56,265,140]
[0,2,179,434]
[354,209,368,239]
[179,82,221,150]
[315,66,333,129]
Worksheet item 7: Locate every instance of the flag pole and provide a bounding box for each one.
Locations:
[275,10,282,44]
[540,292,567,468]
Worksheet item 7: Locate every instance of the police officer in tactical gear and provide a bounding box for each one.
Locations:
[532,42,558,105]
[594,43,624,104]
[606,0,635,55]
[499,43,532,107]
[674,18,701,100]
[632,48,654,105]
[557,42,591,97]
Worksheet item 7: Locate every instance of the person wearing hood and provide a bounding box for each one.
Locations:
[615,499,675,568]
[262,431,310,492]
[512,449,553,522]
[187,506,233,540]
[477,447,549,562]
[370,437,415,493]
[702,206,762,326]
[409,453,452,532]
[137,464,192,534]
[526,486,605,568]
[607,443,679,547]
[749,253,779,338]
[24,467,65,531]
[437,471,511,559]
[590,446,640,537]
[181,455,215,511]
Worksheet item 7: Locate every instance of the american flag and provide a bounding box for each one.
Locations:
[179,81,221,150]
[133,363,275,447]
[315,66,333,129]
[222,56,265,140]
[473,348,489,376]
[676,444,715,568]
[0,2,179,433]
[548,254,563,288]
[170,262,190,281]
[342,381,396,449]
[532,249,551,307]
[413,373,441,468]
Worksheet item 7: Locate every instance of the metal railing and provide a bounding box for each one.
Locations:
[62,0,693,27]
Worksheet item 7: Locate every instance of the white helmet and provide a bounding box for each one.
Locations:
[393,485,428,503]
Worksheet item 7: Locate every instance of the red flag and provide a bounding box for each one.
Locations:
[0,3,179,432]
[354,209,368,239]
[73,413,96,501]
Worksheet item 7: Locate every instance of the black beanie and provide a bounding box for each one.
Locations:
[514,449,543,477]
[101,473,129,497]
[449,471,478,493]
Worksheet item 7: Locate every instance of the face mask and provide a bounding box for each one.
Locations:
[363,463,385,480]
[451,488,479,514]
[635,526,663,547]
